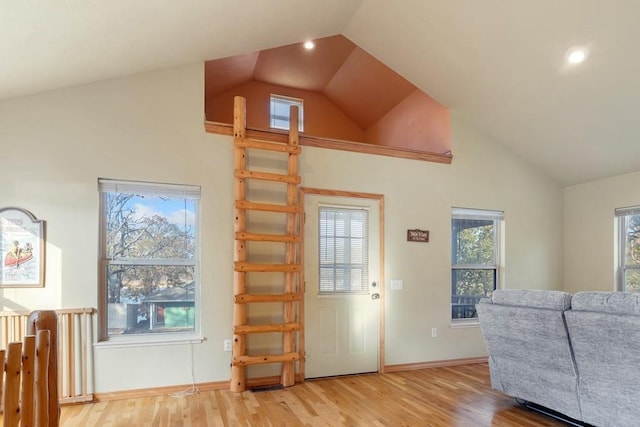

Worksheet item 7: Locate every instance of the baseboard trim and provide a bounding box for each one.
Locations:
[94,381,228,402]
[93,374,306,402]
[384,356,488,373]
[93,361,486,402]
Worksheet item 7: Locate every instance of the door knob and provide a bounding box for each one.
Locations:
[371,293,380,300]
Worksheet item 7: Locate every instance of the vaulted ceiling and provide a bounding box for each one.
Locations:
[3,0,640,185]
[205,35,419,130]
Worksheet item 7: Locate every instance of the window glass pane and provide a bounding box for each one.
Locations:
[625,269,640,292]
[451,269,495,319]
[452,269,495,298]
[318,206,368,293]
[625,214,640,266]
[270,95,304,131]
[104,192,196,260]
[106,264,195,335]
[452,219,495,265]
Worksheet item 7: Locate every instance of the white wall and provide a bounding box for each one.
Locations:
[0,62,563,392]
[564,171,640,293]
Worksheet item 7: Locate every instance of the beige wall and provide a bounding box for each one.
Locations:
[564,171,640,293]
[0,62,563,393]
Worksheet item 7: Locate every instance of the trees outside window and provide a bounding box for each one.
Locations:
[99,179,200,340]
[451,208,503,321]
[616,207,640,292]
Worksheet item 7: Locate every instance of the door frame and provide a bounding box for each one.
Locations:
[299,187,385,379]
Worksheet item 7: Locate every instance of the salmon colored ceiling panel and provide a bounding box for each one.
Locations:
[204,52,259,98]
[323,47,417,129]
[253,35,356,91]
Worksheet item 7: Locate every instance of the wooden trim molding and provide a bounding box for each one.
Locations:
[204,121,452,165]
[92,374,306,402]
[384,357,488,373]
[92,360,487,403]
[93,381,228,402]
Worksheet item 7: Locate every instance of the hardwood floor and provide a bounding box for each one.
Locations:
[60,363,565,426]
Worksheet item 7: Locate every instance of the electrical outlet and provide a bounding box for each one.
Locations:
[431,328,437,338]
[224,339,232,352]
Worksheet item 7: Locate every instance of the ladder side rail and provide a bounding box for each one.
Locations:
[282,105,299,387]
[231,96,248,393]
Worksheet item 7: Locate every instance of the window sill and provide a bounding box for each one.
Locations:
[450,320,480,329]
[95,335,205,349]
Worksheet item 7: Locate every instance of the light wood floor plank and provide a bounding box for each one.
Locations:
[60,363,565,426]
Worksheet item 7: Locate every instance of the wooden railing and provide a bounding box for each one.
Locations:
[0,308,95,405]
[0,310,58,427]
[1,330,51,427]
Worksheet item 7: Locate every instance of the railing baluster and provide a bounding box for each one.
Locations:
[0,308,96,405]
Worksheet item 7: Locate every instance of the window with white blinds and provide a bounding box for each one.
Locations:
[318,205,369,294]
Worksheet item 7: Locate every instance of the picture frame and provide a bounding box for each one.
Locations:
[0,207,46,287]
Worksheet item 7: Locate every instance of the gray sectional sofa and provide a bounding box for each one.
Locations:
[477,289,640,427]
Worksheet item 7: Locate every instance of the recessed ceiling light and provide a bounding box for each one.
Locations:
[303,40,315,50]
[565,46,590,64]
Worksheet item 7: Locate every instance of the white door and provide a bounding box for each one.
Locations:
[304,193,380,378]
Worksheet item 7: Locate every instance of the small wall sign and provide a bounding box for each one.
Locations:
[407,229,429,242]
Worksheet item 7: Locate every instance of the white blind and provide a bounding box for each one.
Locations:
[452,207,504,221]
[98,178,200,199]
[318,205,369,293]
[615,206,640,217]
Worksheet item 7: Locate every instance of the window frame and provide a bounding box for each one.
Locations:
[270,94,304,132]
[450,207,504,324]
[97,178,202,345]
[615,206,640,292]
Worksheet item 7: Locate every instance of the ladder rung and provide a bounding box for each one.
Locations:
[235,170,301,184]
[235,139,301,154]
[235,293,302,303]
[235,262,300,273]
[232,352,300,366]
[234,323,301,334]
[235,200,300,214]
[236,232,300,243]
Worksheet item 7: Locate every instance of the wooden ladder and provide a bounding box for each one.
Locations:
[231,96,302,392]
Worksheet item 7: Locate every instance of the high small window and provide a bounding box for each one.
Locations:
[98,179,200,342]
[318,205,369,294]
[451,208,503,321]
[270,94,304,132]
[616,206,640,292]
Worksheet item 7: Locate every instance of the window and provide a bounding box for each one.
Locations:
[451,208,503,321]
[98,179,200,341]
[616,206,640,292]
[270,94,304,132]
[319,205,369,293]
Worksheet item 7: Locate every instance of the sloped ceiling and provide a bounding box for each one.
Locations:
[3,0,640,185]
[205,35,418,130]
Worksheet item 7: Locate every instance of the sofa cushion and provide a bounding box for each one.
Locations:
[571,291,640,315]
[476,289,581,420]
[565,303,640,426]
[489,289,572,311]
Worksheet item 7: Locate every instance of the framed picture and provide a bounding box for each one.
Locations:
[0,207,45,287]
